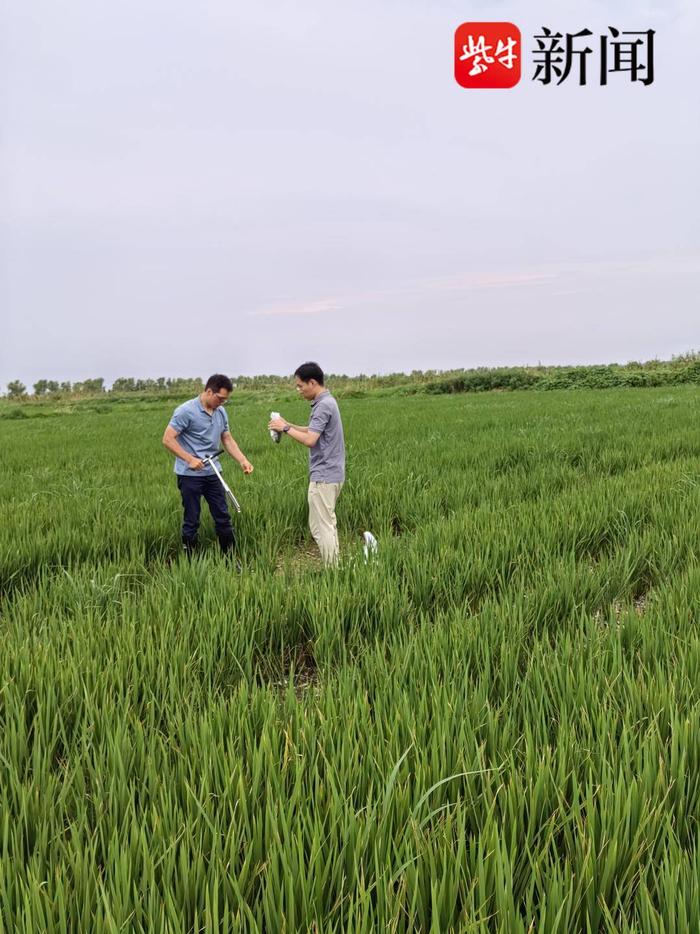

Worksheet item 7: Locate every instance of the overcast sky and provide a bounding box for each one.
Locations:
[1,0,698,388]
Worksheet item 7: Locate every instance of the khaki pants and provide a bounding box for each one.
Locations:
[308,481,343,566]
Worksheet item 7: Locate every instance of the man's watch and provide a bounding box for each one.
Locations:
[283,424,291,433]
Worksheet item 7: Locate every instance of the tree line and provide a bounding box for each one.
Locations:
[3,354,700,400]
[3,377,204,399]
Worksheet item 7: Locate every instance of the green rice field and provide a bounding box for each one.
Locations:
[2,386,700,931]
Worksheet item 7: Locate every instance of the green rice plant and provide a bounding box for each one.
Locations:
[1,386,700,930]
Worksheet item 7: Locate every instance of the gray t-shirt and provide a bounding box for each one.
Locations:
[308,390,345,483]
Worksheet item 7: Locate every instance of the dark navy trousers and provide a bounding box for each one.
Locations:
[177,474,234,547]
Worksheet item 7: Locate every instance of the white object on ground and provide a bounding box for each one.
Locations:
[363,531,378,562]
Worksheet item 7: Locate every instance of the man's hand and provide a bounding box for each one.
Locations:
[268,416,288,432]
[239,458,254,475]
[189,457,204,470]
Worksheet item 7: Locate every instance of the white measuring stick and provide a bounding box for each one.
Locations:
[202,453,242,513]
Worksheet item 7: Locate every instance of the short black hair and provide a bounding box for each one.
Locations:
[294,362,324,385]
[205,374,234,393]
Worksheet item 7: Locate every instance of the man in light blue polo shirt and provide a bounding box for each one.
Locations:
[269,362,345,565]
[162,374,253,556]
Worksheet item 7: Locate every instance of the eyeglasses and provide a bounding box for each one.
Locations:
[213,393,229,404]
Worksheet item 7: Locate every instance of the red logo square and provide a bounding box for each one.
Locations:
[455,23,522,88]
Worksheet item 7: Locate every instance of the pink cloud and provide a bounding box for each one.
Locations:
[249,268,560,318]
[252,299,342,317]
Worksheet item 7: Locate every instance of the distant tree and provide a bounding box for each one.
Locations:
[112,378,136,392]
[7,380,27,398]
[73,378,105,395]
[84,377,105,393]
[33,379,58,396]
[165,377,204,393]
[671,350,700,364]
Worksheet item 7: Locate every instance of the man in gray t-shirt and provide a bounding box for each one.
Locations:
[269,362,345,565]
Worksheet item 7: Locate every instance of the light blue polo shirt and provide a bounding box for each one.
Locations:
[168,397,230,476]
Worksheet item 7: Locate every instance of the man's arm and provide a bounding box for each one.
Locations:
[162,425,203,470]
[286,426,320,448]
[268,415,319,447]
[221,431,254,473]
